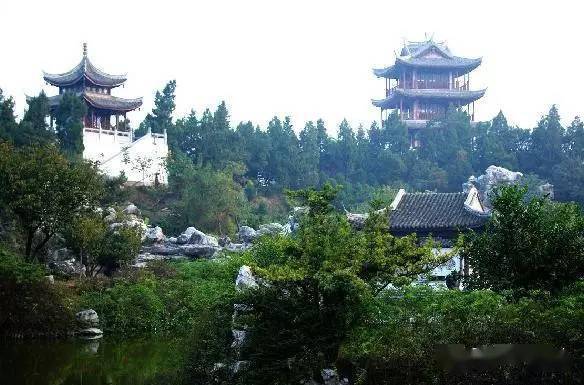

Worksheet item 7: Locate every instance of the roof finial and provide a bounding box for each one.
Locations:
[83,42,87,57]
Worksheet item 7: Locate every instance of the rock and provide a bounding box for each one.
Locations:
[166,236,178,244]
[144,226,165,243]
[235,265,258,291]
[49,259,86,278]
[177,227,218,246]
[225,243,250,252]
[123,203,140,215]
[49,247,73,262]
[76,309,99,328]
[469,165,524,208]
[77,328,103,340]
[231,329,247,349]
[321,369,348,385]
[133,252,187,267]
[539,183,554,199]
[238,226,257,243]
[218,235,231,247]
[44,275,55,284]
[104,207,117,223]
[180,244,220,259]
[257,223,286,237]
[144,243,182,256]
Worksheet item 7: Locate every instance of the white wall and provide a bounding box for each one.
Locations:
[83,128,168,186]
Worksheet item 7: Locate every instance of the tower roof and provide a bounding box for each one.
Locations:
[372,88,486,109]
[373,38,482,78]
[48,91,142,112]
[43,43,127,88]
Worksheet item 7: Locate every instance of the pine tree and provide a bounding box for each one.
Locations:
[298,121,320,187]
[0,89,18,142]
[55,93,87,158]
[136,80,176,137]
[16,92,54,147]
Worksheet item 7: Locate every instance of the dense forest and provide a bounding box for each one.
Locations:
[3,81,584,209]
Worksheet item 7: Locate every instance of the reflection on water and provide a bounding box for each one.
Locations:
[0,337,187,385]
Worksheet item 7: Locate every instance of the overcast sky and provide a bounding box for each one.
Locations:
[1,0,582,134]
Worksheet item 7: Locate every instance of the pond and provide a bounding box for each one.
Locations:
[0,337,188,385]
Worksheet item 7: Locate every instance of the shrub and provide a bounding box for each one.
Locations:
[0,248,75,336]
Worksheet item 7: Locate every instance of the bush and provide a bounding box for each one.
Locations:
[79,255,247,336]
[0,248,76,336]
[341,285,584,384]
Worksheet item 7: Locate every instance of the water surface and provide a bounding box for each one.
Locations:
[0,337,186,385]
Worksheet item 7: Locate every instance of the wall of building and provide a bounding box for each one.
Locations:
[83,128,168,186]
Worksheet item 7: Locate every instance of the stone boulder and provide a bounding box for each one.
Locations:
[218,235,231,247]
[123,203,140,215]
[235,265,258,291]
[238,226,257,243]
[176,227,218,246]
[467,165,524,208]
[256,223,286,237]
[104,207,117,223]
[77,327,103,340]
[50,259,86,277]
[76,309,99,328]
[144,226,165,243]
[180,244,220,259]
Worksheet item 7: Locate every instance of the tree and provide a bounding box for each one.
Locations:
[136,80,176,137]
[0,88,18,142]
[15,92,54,147]
[462,185,584,294]
[237,185,444,383]
[67,213,107,276]
[167,153,248,234]
[0,143,103,260]
[298,121,320,187]
[529,105,565,178]
[55,93,87,158]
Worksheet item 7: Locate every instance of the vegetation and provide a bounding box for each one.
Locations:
[0,143,103,260]
[462,185,584,294]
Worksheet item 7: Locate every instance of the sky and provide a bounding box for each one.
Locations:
[1,0,583,134]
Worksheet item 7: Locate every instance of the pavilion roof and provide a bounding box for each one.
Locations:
[372,88,486,109]
[48,92,142,112]
[43,45,127,88]
[373,39,482,78]
[389,190,489,236]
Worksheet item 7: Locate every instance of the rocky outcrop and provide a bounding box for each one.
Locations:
[465,165,523,208]
[75,309,103,340]
[144,226,165,243]
[48,248,86,278]
[237,226,257,243]
[235,265,259,291]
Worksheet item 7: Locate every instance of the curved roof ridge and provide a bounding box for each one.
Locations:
[43,55,127,88]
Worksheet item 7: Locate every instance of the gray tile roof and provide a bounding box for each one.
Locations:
[389,192,489,235]
[48,92,142,112]
[43,56,127,88]
[371,88,486,109]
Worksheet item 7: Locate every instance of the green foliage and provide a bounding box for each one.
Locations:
[80,255,246,336]
[167,152,248,235]
[136,80,176,137]
[0,88,18,143]
[54,93,87,158]
[0,143,103,260]
[14,92,55,147]
[462,185,584,294]
[236,185,445,383]
[66,211,142,276]
[0,248,75,336]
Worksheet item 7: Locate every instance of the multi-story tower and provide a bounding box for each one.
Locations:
[43,44,168,185]
[372,38,486,147]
